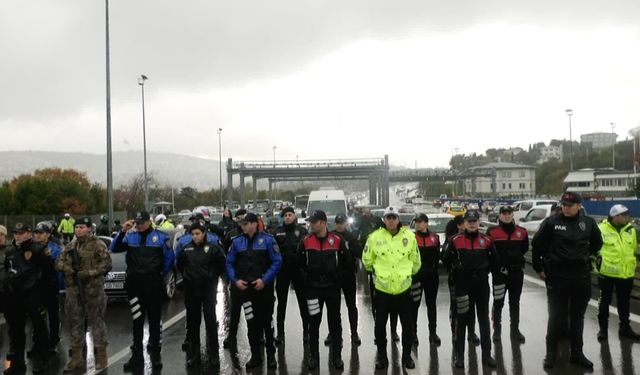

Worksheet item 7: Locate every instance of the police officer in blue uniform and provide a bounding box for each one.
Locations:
[111,211,175,372]
[226,213,282,369]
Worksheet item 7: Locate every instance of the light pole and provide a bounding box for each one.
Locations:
[566,109,574,171]
[138,74,149,211]
[217,128,223,207]
[610,122,616,169]
[105,0,114,230]
[272,146,277,201]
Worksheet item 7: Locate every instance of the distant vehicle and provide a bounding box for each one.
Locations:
[467,203,480,211]
[482,200,497,213]
[254,199,271,212]
[398,213,415,227]
[152,201,174,216]
[447,204,466,217]
[432,199,443,208]
[513,199,557,223]
[307,189,348,230]
[399,204,415,213]
[410,213,454,245]
[294,195,309,210]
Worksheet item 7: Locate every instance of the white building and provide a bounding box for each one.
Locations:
[580,132,617,150]
[537,145,563,164]
[564,168,638,197]
[464,162,536,198]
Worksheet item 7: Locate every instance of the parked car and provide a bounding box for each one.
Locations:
[447,204,467,217]
[99,227,185,300]
[519,203,588,235]
[410,213,454,245]
[513,199,557,224]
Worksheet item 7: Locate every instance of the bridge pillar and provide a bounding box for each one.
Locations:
[268,179,273,198]
[226,158,233,208]
[369,177,377,205]
[252,178,258,203]
[239,173,245,208]
[382,155,390,206]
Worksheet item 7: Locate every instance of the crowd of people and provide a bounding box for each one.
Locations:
[0,191,639,373]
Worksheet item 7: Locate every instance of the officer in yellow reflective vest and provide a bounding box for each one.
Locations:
[362,206,421,370]
[596,204,640,341]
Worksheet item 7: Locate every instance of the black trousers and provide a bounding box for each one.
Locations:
[412,271,439,335]
[448,271,476,339]
[545,279,590,355]
[6,289,49,362]
[307,286,342,357]
[127,275,163,351]
[341,273,359,334]
[275,266,308,335]
[46,283,60,344]
[491,267,524,329]
[230,284,275,356]
[184,284,218,350]
[598,276,634,327]
[455,275,491,357]
[375,289,413,354]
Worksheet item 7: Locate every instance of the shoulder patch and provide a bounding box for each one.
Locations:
[402,238,408,247]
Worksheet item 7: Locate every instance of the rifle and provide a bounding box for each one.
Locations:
[70,248,88,319]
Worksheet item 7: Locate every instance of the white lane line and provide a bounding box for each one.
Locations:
[523,274,640,324]
[92,309,187,374]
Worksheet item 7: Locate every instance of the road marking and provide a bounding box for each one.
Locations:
[523,274,640,324]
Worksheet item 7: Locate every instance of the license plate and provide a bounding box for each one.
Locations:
[104,282,124,290]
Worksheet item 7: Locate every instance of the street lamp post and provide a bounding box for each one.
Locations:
[105,0,114,230]
[611,122,616,169]
[138,74,149,211]
[566,109,574,171]
[217,128,223,208]
[272,146,277,201]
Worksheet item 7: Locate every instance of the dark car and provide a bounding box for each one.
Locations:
[99,228,185,300]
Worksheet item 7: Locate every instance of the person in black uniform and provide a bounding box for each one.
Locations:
[273,206,308,345]
[221,209,246,253]
[96,215,111,237]
[177,222,226,367]
[226,213,282,369]
[110,211,176,371]
[299,210,350,370]
[328,213,363,345]
[4,223,52,374]
[413,213,442,346]
[443,211,497,369]
[532,192,603,370]
[486,206,529,343]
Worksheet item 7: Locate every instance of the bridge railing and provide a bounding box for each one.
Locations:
[231,158,385,170]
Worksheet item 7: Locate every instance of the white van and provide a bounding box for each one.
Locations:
[513,199,557,224]
[306,189,348,229]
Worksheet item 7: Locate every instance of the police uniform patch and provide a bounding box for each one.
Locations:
[152,235,159,243]
[258,238,264,245]
[204,245,210,253]
[44,248,51,256]
[329,237,335,246]
[515,232,521,239]
[294,230,300,237]
[479,238,485,246]
[402,238,408,247]
[579,222,586,231]
[24,250,32,261]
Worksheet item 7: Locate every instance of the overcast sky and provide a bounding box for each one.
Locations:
[2,1,640,169]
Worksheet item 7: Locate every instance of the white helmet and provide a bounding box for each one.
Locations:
[155,214,167,225]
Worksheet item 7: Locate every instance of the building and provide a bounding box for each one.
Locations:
[580,132,617,150]
[464,162,536,198]
[537,145,563,164]
[564,168,638,197]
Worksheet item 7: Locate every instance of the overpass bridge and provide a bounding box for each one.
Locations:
[389,168,498,196]
[225,156,390,208]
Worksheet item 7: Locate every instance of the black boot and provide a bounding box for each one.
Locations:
[543,352,555,369]
[123,349,144,372]
[181,338,190,352]
[186,349,201,368]
[375,348,388,369]
[454,352,464,368]
[332,351,344,370]
[482,353,497,368]
[510,327,526,343]
[324,333,332,346]
[223,335,236,349]
[619,323,640,340]
[149,349,163,370]
[402,352,415,369]
[493,322,502,342]
[245,346,262,369]
[267,352,277,369]
[429,333,441,346]
[569,352,593,369]
[208,348,220,367]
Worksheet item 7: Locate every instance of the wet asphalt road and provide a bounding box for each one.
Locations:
[2,266,640,375]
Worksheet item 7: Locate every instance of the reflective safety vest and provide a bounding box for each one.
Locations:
[598,219,637,279]
[362,226,421,295]
[58,218,75,234]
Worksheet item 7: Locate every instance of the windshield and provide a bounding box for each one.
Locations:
[307,200,347,216]
[294,195,309,210]
[428,218,449,233]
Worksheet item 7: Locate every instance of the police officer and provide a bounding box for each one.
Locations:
[155,214,175,229]
[413,213,442,346]
[58,213,75,243]
[532,192,602,369]
[444,210,497,369]
[273,206,308,345]
[486,206,529,343]
[298,210,349,370]
[329,213,363,345]
[57,217,112,371]
[221,209,246,252]
[96,215,111,237]
[33,222,63,350]
[4,223,52,374]
[363,206,421,370]
[110,211,175,371]
[226,213,281,369]
[596,204,640,341]
[177,221,226,367]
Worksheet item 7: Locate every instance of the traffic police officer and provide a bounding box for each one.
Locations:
[111,211,176,371]
[273,206,308,345]
[486,206,529,343]
[298,210,349,370]
[363,206,421,370]
[413,213,442,346]
[444,210,497,369]
[57,217,112,371]
[226,212,281,369]
[4,223,52,374]
[176,221,226,367]
[58,213,75,243]
[596,204,640,341]
[532,192,602,369]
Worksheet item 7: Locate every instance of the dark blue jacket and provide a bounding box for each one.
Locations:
[175,232,220,260]
[110,228,175,277]
[226,231,282,284]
